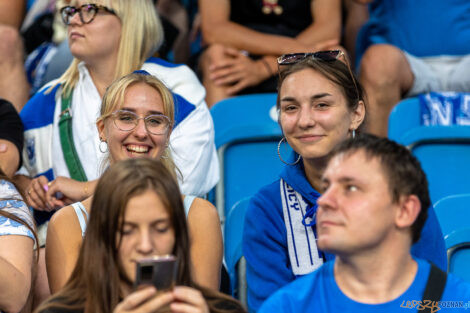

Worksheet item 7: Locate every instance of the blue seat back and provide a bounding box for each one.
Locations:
[211,94,285,219]
[224,198,250,298]
[389,97,470,204]
[434,194,470,282]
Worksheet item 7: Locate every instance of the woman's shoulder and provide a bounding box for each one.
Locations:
[48,202,85,241]
[186,197,219,225]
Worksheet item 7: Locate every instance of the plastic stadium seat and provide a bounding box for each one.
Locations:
[434,194,470,282]
[224,198,250,304]
[388,97,470,204]
[210,93,286,221]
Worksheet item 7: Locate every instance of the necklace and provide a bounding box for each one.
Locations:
[261,0,283,15]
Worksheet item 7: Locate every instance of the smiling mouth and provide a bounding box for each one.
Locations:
[126,145,150,154]
[297,135,324,142]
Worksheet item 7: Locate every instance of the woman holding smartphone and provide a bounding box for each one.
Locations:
[37,158,245,313]
[46,72,222,293]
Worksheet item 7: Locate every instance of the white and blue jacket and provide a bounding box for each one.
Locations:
[20,57,219,197]
[243,159,447,312]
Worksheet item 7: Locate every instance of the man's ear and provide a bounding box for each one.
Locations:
[395,194,421,229]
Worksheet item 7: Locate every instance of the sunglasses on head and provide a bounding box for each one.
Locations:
[277,50,360,101]
[277,50,344,66]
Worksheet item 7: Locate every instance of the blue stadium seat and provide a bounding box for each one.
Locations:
[210,93,285,220]
[388,97,470,204]
[434,194,470,282]
[224,198,250,303]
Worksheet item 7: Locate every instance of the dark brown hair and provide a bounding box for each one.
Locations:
[36,158,244,313]
[330,134,430,243]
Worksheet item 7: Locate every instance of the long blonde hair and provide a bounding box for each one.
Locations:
[98,71,178,178]
[55,0,163,96]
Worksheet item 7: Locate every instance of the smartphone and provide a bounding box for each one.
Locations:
[134,255,178,291]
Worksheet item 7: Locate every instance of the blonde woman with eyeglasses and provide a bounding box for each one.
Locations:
[45,72,222,295]
[17,0,218,228]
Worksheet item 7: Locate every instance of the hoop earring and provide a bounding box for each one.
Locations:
[99,140,108,153]
[161,148,169,159]
[351,129,356,139]
[277,137,301,166]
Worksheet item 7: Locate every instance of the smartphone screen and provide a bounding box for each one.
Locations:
[134,255,178,291]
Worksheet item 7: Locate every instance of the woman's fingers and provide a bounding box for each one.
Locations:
[114,287,174,313]
[171,287,209,313]
[114,287,156,312]
[27,176,50,211]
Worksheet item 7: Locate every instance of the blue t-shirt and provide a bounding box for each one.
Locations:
[356,0,470,65]
[259,259,470,313]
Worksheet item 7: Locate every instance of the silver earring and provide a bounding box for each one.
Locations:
[277,137,301,166]
[161,148,169,159]
[99,140,108,153]
[160,142,170,159]
[351,129,356,139]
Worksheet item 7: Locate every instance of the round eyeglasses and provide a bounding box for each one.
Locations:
[60,3,117,25]
[111,110,171,135]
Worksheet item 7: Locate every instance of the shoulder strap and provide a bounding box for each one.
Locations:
[421,263,447,313]
[59,89,88,182]
[72,202,88,237]
[183,195,195,218]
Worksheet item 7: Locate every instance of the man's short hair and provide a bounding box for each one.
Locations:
[330,134,430,243]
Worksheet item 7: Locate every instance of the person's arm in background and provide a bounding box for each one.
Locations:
[46,198,92,293]
[342,0,369,69]
[187,198,222,290]
[0,235,34,313]
[200,0,341,56]
[243,185,295,312]
[293,0,342,50]
[0,0,26,28]
[0,181,35,313]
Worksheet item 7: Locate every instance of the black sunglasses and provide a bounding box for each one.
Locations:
[60,3,117,25]
[277,50,360,101]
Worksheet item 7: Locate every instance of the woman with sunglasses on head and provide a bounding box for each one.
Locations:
[17,0,218,224]
[37,158,245,313]
[46,72,222,295]
[242,51,447,312]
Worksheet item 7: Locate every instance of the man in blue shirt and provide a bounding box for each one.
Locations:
[260,135,470,312]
